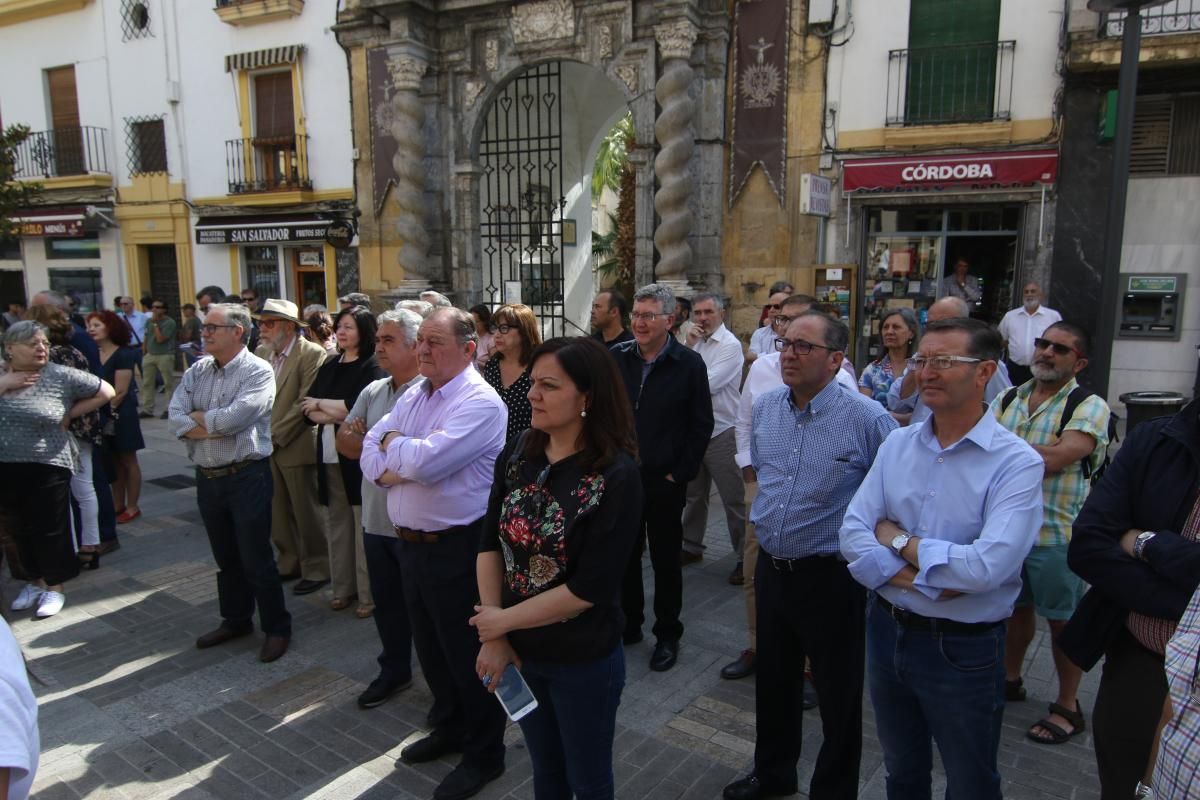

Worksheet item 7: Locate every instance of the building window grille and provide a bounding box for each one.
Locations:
[125,116,168,176]
[1131,95,1200,177]
[121,0,152,41]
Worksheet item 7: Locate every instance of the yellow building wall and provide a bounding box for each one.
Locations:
[113,175,194,308]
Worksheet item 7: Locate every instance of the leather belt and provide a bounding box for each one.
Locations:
[767,553,842,572]
[196,458,262,479]
[394,525,452,544]
[875,595,1002,636]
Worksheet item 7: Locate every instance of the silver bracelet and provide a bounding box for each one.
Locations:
[1135,781,1155,798]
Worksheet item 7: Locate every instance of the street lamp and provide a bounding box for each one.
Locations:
[1086,0,1170,399]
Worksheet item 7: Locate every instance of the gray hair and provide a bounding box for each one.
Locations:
[428,307,478,345]
[692,292,725,311]
[633,283,675,315]
[33,290,69,310]
[929,296,971,320]
[376,308,422,347]
[2,320,48,361]
[209,302,251,334]
[302,303,328,317]
[396,299,434,318]
[419,291,452,309]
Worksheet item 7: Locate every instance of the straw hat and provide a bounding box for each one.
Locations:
[253,298,304,325]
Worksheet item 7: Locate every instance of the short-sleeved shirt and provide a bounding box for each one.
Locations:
[0,362,101,471]
[991,378,1110,547]
[145,316,177,356]
[858,355,898,406]
[51,345,103,446]
[480,442,644,663]
[347,374,423,536]
[0,620,38,800]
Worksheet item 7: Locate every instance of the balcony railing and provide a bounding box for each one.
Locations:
[225,134,311,194]
[1103,0,1200,37]
[11,127,110,180]
[886,40,1016,127]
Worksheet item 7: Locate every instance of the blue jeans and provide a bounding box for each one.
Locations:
[866,599,1006,800]
[518,645,626,800]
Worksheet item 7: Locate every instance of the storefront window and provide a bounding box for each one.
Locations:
[45,233,100,260]
[48,268,103,313]
[244,246,280,299]
[0,238,21,260]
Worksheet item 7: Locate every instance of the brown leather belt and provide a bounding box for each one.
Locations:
[196,458,263,480]
[394,525,449,544]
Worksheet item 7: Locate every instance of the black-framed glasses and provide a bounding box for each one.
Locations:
[201,323,238,335]
[907,355,983,371]
[774,337,832,356]
[1033,337,1083,359]
[488,324,515,335]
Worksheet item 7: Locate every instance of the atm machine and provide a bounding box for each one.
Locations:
[1117,273,1187,341]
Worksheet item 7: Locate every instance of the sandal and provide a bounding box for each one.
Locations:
[355,603,375,619]
[1027,701,1086,745]
[1005,677,1026,702]
[77,548,100,571]
[330,596,353,611]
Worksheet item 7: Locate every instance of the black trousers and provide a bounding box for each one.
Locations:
[1005,359,1033,387]
[364,531,413,684]
[0,462,78,586]
[398,519,505,771]
[621,473,688,642]
[753,553,865,799]
[1092,626,1169,800]
[195,459,291,636]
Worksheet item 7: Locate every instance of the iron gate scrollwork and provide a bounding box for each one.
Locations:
[479,61,573,336]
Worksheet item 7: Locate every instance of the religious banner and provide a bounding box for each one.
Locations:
[367,47,401,214]
[729,0,790,207]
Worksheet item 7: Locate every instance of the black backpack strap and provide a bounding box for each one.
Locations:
[1057,386,1095,479]
[1000,387,1019,414]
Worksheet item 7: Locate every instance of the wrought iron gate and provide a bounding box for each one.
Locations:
[479,61,573,336]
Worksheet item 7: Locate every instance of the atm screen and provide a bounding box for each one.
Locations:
[1122,296,1164,322]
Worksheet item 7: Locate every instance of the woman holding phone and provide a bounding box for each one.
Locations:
[472,337,643,800]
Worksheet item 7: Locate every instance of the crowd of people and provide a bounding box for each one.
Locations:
[1,277,1198,800]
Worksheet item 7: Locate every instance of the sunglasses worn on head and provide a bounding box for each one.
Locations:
[1033,337,1083,358]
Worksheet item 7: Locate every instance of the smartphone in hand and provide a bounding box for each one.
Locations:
[491,662,538,722]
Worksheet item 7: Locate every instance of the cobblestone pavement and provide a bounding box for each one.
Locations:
[11,418,1102,799]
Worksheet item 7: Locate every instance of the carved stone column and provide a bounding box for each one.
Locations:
[388,54,431,293]
[652,19,698,293]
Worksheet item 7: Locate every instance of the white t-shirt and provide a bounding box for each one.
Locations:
[0,620,38,800]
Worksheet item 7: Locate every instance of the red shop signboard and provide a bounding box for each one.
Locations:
[842,150,1058,193]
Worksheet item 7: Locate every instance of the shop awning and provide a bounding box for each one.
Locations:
[11,206,102,237]
[194,214,331,245]
[224,45,303,73]
[841,149,1059,194]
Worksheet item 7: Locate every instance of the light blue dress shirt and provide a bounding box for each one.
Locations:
[886,359,1011,424]
[751,378,898,559]
[839,410,1043,623]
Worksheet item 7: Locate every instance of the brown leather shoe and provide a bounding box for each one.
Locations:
[728,561,745,585]
[195,624,252,650]
[259,635,290,663]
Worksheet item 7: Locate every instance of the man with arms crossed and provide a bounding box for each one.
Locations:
[840,318,1043,799]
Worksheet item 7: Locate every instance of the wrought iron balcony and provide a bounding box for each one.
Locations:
[1103,0,1200,37]
[886,41,1016,127]
[225,134,312,195]
[11,127,110,180]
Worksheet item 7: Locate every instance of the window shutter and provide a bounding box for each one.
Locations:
[1131,98,1173,176]
[254,72,295,141]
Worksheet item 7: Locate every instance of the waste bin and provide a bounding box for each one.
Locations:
[1119,391,1188,434]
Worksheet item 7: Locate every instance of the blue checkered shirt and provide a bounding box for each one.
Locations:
[751,378,898,559]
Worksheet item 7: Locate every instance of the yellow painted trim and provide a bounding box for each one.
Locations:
[124,244,144,301]
[0,0,89,27]
[1068,31,1200,72]
[836,118,1055,152]
[214,0,303,26]
[15,173,112,190]
[323,243,337,309]
[229,246,241,295]
[191,187,355,207]
[175,242,196,308]
[238,70,253,143]
[117,174,186,204]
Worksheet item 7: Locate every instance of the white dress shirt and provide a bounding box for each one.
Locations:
[749,324,776,355]
[998,304,1062,366]
[691,322,744,437]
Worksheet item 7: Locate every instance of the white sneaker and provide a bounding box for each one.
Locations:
[11,583,43,611]
[35,591,65,618]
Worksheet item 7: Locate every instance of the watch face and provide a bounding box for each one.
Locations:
[891,534,909,552]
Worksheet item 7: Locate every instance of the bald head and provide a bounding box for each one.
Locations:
[927,296,971,322]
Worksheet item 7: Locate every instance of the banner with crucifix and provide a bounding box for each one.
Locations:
[729,0,790,207]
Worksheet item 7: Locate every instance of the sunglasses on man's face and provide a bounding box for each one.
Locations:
[1033,337,1083,359]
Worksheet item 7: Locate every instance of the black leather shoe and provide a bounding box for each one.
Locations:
[292,578,330,595]
[259,635,289,663]
[802,677,818,710]
[195,624,252,650]
[723,774,798,800]
[277,571,301,582]
[433,762,505,800]
[623,629,644,645]
[399,733,463,764]
[650,639,679,672]
[720,649,757,680]
[728,561,745,585]
[358,675,413,709]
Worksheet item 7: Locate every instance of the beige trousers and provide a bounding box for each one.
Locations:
[742,479,759,651]
[270,460,330,582]
[324,463,372,604]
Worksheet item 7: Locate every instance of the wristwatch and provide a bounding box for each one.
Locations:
[890,533,913,557]
[1133,531,1157,561]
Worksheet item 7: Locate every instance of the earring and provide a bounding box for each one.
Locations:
[581,409,587,418]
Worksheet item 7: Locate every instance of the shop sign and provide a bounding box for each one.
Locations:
[1129,276,1177,293]
[842,150,1058,193]
[195,219,331,245]
[19,219,85,237]
[800,174,832,217]
[325,218,356,249]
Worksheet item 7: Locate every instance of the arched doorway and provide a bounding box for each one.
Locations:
[475,60,629,336]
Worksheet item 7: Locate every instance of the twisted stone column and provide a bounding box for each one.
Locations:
[653,20,698,289]
[388,55,431,288]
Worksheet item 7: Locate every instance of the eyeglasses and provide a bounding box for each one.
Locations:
[907,355,983,371]
[766,304,782,310]
[630,312,671,322]
[772,314,794,327]
[774,337,833,356]
[201,323,238,335]
[488,324,515,335]
[1033,337,1083,358]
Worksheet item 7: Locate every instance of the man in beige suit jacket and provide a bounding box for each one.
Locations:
[254,299,331,594]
